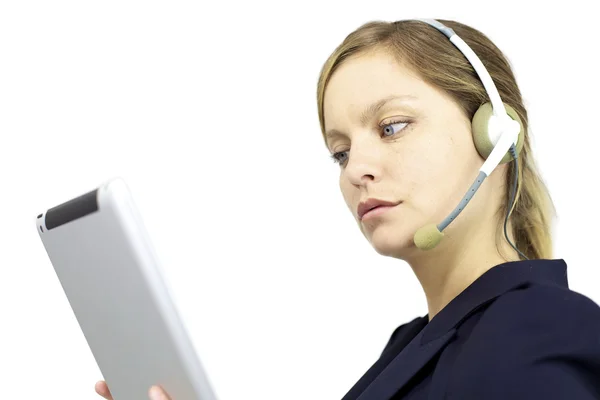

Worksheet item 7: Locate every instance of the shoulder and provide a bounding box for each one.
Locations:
[451,285,600,398]
[472,284,600,365]
[481,283,600,340]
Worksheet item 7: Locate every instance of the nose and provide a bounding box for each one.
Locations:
[343,144,383,187]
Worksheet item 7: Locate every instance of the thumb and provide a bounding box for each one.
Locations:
[149,385,171,400]
[95,381,113,400]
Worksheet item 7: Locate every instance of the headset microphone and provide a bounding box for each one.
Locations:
[413,120,519,250]
[409,19,526,259]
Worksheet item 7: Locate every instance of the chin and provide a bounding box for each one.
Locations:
[364,223,415,259]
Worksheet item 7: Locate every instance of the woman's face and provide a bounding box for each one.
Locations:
[323,49,498,259]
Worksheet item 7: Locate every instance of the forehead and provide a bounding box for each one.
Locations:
[323,51,424,124]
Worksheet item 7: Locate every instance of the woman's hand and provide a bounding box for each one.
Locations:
[95,380,172,400]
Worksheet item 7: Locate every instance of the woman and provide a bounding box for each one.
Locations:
[316,18,600,399]
[95,18,600,400]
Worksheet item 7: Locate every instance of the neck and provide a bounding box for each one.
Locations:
[406,225,520,321]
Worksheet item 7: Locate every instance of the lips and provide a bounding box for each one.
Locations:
[357,198,401,220]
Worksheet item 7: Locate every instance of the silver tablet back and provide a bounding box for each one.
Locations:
[36,177,217,400]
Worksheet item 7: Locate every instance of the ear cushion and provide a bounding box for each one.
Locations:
[471,102,525,164]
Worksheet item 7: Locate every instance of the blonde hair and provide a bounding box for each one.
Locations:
[316,19,556,260]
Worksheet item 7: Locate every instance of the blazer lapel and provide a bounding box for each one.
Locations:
[356,328,456,400]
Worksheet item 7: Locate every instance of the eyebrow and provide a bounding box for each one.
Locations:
[325,94,418,144]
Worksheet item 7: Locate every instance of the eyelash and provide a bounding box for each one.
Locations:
[329,119,412,166]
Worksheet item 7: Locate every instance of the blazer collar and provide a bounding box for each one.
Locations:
[422,258,568,344]
[349,258,568,400]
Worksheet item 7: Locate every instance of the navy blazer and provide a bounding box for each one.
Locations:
[341,259,600,399]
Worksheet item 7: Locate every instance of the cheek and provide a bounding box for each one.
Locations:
[393,132,458,204]
[339,177,358,215]
[404,130,482,220]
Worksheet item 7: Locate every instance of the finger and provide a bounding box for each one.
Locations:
[95,380,113,400]
[149,385,171,400]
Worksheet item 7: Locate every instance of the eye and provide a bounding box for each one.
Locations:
[381,119,411,137]
[330,150,348,166]
[329,119,412,167]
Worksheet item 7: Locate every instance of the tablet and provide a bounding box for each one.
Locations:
[36,177,218,400]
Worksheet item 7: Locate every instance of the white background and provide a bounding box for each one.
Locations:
[1,1,598,399]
